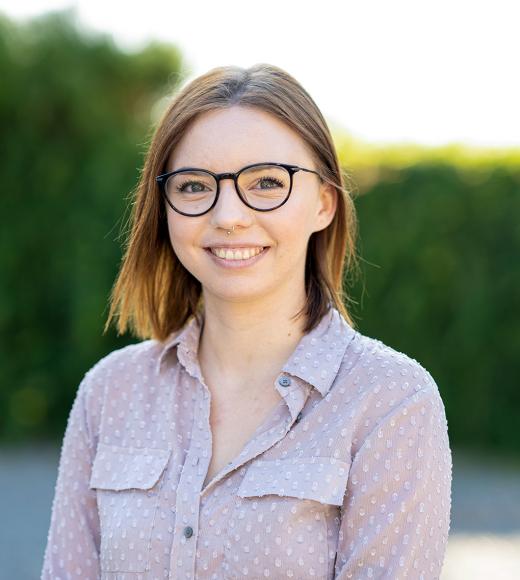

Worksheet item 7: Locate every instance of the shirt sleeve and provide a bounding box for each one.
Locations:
[41,370,101,580]
[334,380,452,580]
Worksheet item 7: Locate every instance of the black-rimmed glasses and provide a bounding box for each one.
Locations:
[155,161,323,217]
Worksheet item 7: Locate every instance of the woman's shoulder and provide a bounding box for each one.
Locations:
[79,337,168,395]
[72,338,171,440]
[345,328,438,389]
[327,325,450,468]
[339,327,444,430]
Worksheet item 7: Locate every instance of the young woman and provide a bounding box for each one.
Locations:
[41,63,452,579]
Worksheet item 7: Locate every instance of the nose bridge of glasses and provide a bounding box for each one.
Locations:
[215,172,238,192]
[210,172,251,221]
[215,172,241,198]
[216,172,236,181]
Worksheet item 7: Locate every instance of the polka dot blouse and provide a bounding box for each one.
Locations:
[41,306,452,579]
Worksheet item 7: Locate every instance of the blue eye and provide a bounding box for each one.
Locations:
[256,176,286,189]
[176,180,209,193]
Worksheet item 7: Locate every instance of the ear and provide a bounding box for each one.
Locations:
[314,181,337,232]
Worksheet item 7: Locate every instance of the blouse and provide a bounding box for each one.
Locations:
[40,306,452,579]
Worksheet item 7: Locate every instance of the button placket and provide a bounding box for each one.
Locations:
[169,386,206,579]
[183,526,194,539]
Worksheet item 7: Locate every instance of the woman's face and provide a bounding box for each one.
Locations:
[164,105,336,307]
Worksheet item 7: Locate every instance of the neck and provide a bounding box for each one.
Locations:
[197,291,307,396]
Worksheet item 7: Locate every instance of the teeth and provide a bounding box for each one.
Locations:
[210,247,264,260]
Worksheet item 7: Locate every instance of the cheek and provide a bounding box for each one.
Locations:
[271,207,314,256]
[166,218,181,251]
[166,214,197,266]
[165,225,180,260]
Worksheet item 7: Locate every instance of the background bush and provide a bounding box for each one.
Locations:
[345,157,520,456]
[0,9,184,440]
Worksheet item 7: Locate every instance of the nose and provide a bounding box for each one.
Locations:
[210,176,252,228]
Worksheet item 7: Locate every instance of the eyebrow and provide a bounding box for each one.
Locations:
[173,166,202,172]
[169,162,283,174]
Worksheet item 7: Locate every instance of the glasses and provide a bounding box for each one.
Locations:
[155,161,323,216]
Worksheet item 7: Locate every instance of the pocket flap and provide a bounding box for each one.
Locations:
[238,456,351,506]
[89,442,171,491]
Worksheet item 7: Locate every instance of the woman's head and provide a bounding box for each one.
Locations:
[105,63,360,341]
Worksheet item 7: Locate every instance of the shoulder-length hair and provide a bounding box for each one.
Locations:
[104,63,360,342]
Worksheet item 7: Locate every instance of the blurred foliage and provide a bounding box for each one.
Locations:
[338,146,520,458]
[0,9,185,441]
[0,10,519,458]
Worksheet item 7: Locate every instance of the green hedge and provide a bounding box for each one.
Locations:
[348,161,520,456]
[0,9,184,440]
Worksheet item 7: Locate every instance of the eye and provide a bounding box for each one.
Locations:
[176,180,210,194]
[255,176,286,189]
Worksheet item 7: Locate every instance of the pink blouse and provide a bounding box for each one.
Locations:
[41,306,452,579]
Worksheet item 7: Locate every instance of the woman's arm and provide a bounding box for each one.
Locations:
[41,370,101,580]
[334,378,452,579]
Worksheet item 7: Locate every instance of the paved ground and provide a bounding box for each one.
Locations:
[1,444,519,579]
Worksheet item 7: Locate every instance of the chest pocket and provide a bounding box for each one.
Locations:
[89,442,171,573]
[224,456,351,580]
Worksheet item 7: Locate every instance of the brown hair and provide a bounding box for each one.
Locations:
[104,63,360,342]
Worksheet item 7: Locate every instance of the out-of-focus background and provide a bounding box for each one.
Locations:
[0,1,519,578]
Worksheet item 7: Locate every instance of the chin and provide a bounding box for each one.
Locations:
[203,284,271,303]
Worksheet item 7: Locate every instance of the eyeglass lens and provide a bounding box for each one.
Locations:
[164,164,290,214]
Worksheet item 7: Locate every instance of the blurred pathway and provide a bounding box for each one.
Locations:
[442,449,520,579]
[0,444,519,579]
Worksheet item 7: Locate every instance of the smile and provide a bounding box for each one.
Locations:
[204,246,270,269]
[209,247,264,260]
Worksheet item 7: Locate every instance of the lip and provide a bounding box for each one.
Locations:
[204,246,270,269]
[204,243,269,249]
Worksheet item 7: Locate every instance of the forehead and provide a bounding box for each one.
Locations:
[167,105,315,172]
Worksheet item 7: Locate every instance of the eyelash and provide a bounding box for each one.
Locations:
[260,177,285,188]
[176,179,207,192]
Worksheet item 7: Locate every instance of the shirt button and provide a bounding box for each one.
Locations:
[278,376,291,387]
[295,412,303,423]
[183,526,194,539]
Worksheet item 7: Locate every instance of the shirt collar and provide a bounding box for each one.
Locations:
[154,311,202,380]
[155,305,356,397]
[280,306,356,396]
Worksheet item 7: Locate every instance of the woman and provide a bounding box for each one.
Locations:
[41,63,452,579]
